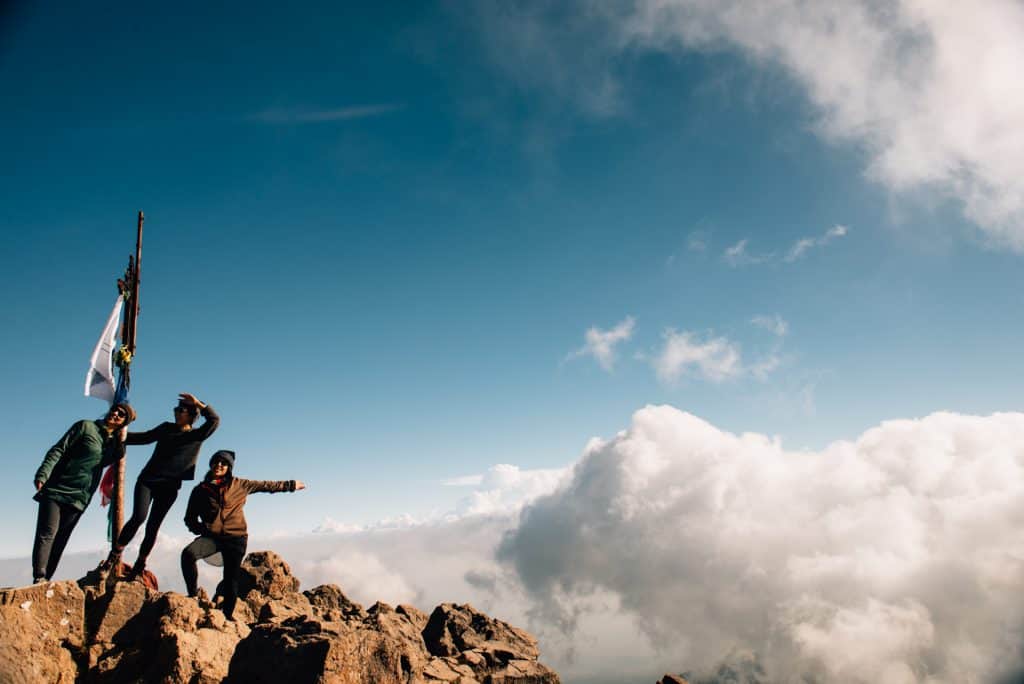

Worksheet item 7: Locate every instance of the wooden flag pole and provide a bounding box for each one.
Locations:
[112,211,143,544]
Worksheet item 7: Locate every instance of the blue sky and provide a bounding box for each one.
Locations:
[3,0,1023,576]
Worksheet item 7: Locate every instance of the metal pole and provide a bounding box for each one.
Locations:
[112,211,143,545]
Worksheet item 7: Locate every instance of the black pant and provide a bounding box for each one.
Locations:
[181,535,247,619]
[116,479,179,560]
[32,498,84,581]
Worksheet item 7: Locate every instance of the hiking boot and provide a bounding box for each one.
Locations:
[126,559,146,581]
[100,548,122,572]
[190,587,213,609]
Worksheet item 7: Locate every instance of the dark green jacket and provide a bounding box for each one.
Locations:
[34,419,125,511]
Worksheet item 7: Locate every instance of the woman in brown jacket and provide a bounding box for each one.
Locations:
[182,450,305,619]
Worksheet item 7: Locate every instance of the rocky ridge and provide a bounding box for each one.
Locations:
[0,550,560,684]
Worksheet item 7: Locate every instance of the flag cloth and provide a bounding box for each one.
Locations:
[84,296,123,402]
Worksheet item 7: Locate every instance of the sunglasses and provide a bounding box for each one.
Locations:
[110,408,127,418]
[211,460,230,468]
[173,406,194,413]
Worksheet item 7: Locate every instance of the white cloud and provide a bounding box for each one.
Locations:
[628,1,1024,247]
[453,464,569,517]
[687,230,710,252]
[751,314,788,337]
[252,104,403,124]
[726,225,847,268]
[499,405,1024,682]
[9,407,1024,682]
[785,224,849,262]
[653,329,742,383]
[296,550,419,606]
[723,239,773,267]
[567,316,636,371]
[474,1,1024,247]
[653,329,782,384]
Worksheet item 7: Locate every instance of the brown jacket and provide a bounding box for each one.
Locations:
[184,476,296,538]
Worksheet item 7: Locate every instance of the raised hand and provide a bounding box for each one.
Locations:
[179,393,205,409]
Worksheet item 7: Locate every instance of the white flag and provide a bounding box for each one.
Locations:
[84,296,124,402]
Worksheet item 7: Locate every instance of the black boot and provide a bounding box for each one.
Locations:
[100,547,122,573]
[126,557,146,581]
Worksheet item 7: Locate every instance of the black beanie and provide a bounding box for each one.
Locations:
[210,450,235,469]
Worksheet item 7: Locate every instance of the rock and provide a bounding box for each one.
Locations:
[257,592,312,624]
[150,617,249,683]
[422,603,540,661]
[304,583,367,622]
[365,601,430,673]
[0,581,83,683]
[2,550,562,684]
[238,550,300,600]
[420,656,479,683]
[488,659,560,684]
[420,604,558,684]
[87,580,151,645]
[658,676,690,684]
[398,603,429,631]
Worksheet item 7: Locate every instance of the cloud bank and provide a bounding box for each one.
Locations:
[8,407,1024,682]
[499,405,1024,682]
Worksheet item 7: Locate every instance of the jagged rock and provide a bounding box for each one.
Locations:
[150,614,249,683]
[227,612,426,683]
[87,580,151,645]
[365,601,431,673]
[2,550,561,684]
[419,656,479,683]
[423,603,540,661]
[304,583,367,622]
[257,592,312,624]
[0,581,83,683]
[84,589,251,683]
[238,550,300,599]
[398,603,429,631]
[658,675,690,684]
[488,659,560,684]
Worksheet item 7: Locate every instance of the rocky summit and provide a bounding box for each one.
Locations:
[0,550,560,684]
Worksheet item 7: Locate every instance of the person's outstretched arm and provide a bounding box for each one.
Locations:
[237,479,307,494]
[125,423,168,446]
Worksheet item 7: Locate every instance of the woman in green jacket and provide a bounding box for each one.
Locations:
[32,403,135,583]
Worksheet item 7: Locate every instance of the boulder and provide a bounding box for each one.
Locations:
[87,580,152,645]
[657,676,690,684]
[397,603,429,631]
[419,656,479,683]
[257,592,312,624]
[238,550,300,600]
[304,583,367,622]
[422,603,539,661]
[0,581,83,683]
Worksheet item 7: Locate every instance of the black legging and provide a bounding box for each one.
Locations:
[32,498,84,581]
[115,480,179,560]
[181,535,247,619]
